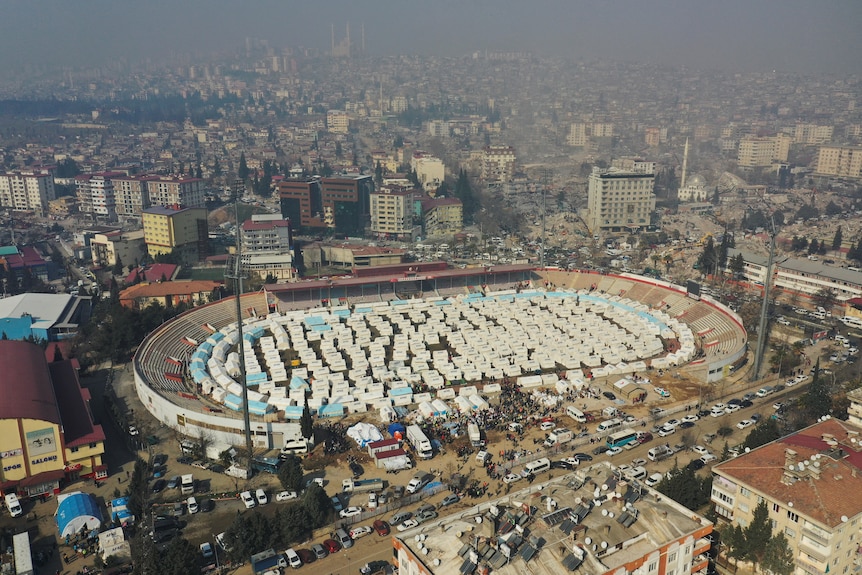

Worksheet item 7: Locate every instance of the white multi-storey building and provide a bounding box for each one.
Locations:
[412,154,445,192]
[240,214,295,281]
[370,186,414,240]
[75,172,121,222]
[792,124,834,145]
[0,171,56,215]
[586,167,655,233]
[145,176,205,208]
[481,145,516,182]
[326,110,349,133]
[815,145,862,179]
[737,134,791,168]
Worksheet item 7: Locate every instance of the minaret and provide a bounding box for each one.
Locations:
[346,22,350,58]
[331,24,335,55]
[680,137,689,189]
[361,23,365,54]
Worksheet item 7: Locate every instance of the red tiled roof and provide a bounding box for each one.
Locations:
[0,341,61,424]
[242,219,290,231]
[714,418,862,527]
[120,279,220,299]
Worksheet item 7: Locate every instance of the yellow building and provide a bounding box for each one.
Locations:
[815,145,862,179]
[142,205,209,265]
[737,134,791,168]
[421,197,463,237]
[0,341,106,499]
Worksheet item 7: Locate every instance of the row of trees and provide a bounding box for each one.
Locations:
[722,501,794,574]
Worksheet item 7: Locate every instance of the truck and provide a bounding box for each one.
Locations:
[180,474,195,496]
[342,477,385,493]
[543,428,573,447]
[13,531,33,575]
[468,423,483,447]
[405,425,433,459]
[250,549,287,575]
[225,464,250,479]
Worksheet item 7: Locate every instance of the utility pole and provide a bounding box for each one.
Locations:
[540,168,552,270]
[751,217,777,382]
[224,178,254,465]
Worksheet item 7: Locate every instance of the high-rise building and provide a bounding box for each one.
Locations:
[411,153,445,191]
[75,172,122,222]
[145,176,205,208]
[370,186,414,240]
[277,175,372,235]
[815,145,862,179]
[792,124,834,145]
[141,205,209,265]
[421,197,463,237]
[326,110,349,133]
[737,134,791,168]
[587,167,656,233]
[711,411,862,575]
[240,214,295,281]
[112,175,154,220]
[0,171,56,215]
[567,123,588,146]
[481,145,516,182]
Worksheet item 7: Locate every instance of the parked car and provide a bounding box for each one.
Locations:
[592,445,610,455]
[573,453,594,462]
[167,475,180,489]
[296,548,315,565]
[391,511,412,525]
[691,445,710,456]
[603,391,617,400]
[740,399,754,408]
[645,473,663,487]
[737,419,754,430]
[200,542,214,560]
[323,539,341,553]
[681,414,699,423]
[373,519,391,536]
[503,473,522,484]
[397,519,419,532]
[340,506,363,518]
[276,490,297,502]
[440,494,460,507]
[360,560,392,575]
[725,404,741,414]
[416,509,438,523]
[607,446,623,456]
[255,489,268,506]
[240,491,255,509]
[687,459,706,471]
[151,479,166,493]
[311,543,328,560]
[350,526,373,539]
[679,421,695,429]
[751,413,763,422]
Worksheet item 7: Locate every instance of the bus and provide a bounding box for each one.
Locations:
[606,430,639,449]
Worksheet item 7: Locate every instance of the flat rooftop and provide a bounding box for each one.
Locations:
[396,462,711,575]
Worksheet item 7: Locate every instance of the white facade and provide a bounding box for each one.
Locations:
[370,187,414,238]
[816,145,862,179]
[0,171,56,214]
[586,167,656,233]
[414,156,445,191]
[326,110,349,133]
[737,134,791,168]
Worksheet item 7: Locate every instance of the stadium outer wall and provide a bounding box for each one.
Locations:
[133,271,748,448]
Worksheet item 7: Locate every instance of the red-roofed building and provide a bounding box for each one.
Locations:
[0,341,106,498]
[711,413,862,575]
[124,263,178,285]
[118,280,222,310]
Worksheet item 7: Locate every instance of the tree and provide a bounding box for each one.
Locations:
[278,455,303,492]
[802,359,832,419]
[374,161,383,186]
[279,503,312,546]
[238,152,250,181]
[53,344,64,362]
[812,287,838,313]
[762,533,795,575]
[808,238,819,255]
[743,500,772,569]
[697,237,717,275]
[300,405,313,440]
[832,226,843,251]
[729,253,745,279]
[160,538,201,575]
[742,418,780,450]
[113,255,124,276]
[212,157,222,177]
[301,483,334,527]
[725,524,749,565]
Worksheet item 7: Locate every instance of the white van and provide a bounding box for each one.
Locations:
[597,418,623,433]
[187,496,199,514]
[4,494,22,517]
[648,445,673,462]
[524,458,551,475]
[625,466,648,481]
[566,406,587,424]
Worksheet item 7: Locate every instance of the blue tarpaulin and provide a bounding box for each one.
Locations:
[388,422,406,436]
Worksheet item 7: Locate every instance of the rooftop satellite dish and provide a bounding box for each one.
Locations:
[601,484,608,491]
[601,541,608,549]
[585,537,592,545]
[788,501,794,508]
[842,515,849,523]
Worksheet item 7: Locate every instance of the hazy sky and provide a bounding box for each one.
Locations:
[2,0,861,76]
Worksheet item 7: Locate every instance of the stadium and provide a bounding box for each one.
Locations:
[132,265,747,451]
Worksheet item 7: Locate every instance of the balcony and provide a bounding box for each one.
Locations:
[693,537,711,555]
[797,549,829,572]
[690,554,709,573]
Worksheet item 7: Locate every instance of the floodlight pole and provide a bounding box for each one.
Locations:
[224,178,254,465]
[751,217,777,382]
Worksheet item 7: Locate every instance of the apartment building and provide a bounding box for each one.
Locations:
[370,186,414,240]
[792,124,834,145]
[75,172,122,221]
[737,134,792,168]
[815,145,862,179]
[326,110,349,133]
[711,416,862,575]
[239,214,295,281]
[395,461,713,575]
[586,167,656,234]
[567,123,588,146]
[141,205,209,265]
[0,171,56,215]
[145,176,205,208]
[411,153,445,191]
[112,175,153,220]
[90,230,147,269]
[481,145,516,182]
[421,197,463,237]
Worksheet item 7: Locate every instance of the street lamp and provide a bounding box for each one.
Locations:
[212,534,220,572]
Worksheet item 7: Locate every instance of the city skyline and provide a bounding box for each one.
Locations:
[1,0,861,78]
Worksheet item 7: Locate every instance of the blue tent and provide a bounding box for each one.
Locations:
[388,422,406,437]
[56,492,102,538]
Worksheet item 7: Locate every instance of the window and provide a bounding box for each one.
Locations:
[70,446,79,453]
[788,511,799,522]
[668,551,677,563]
[648,561,658,572]
[772,502,780,513]
[785,526,795,539]
[740,487,750,497]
